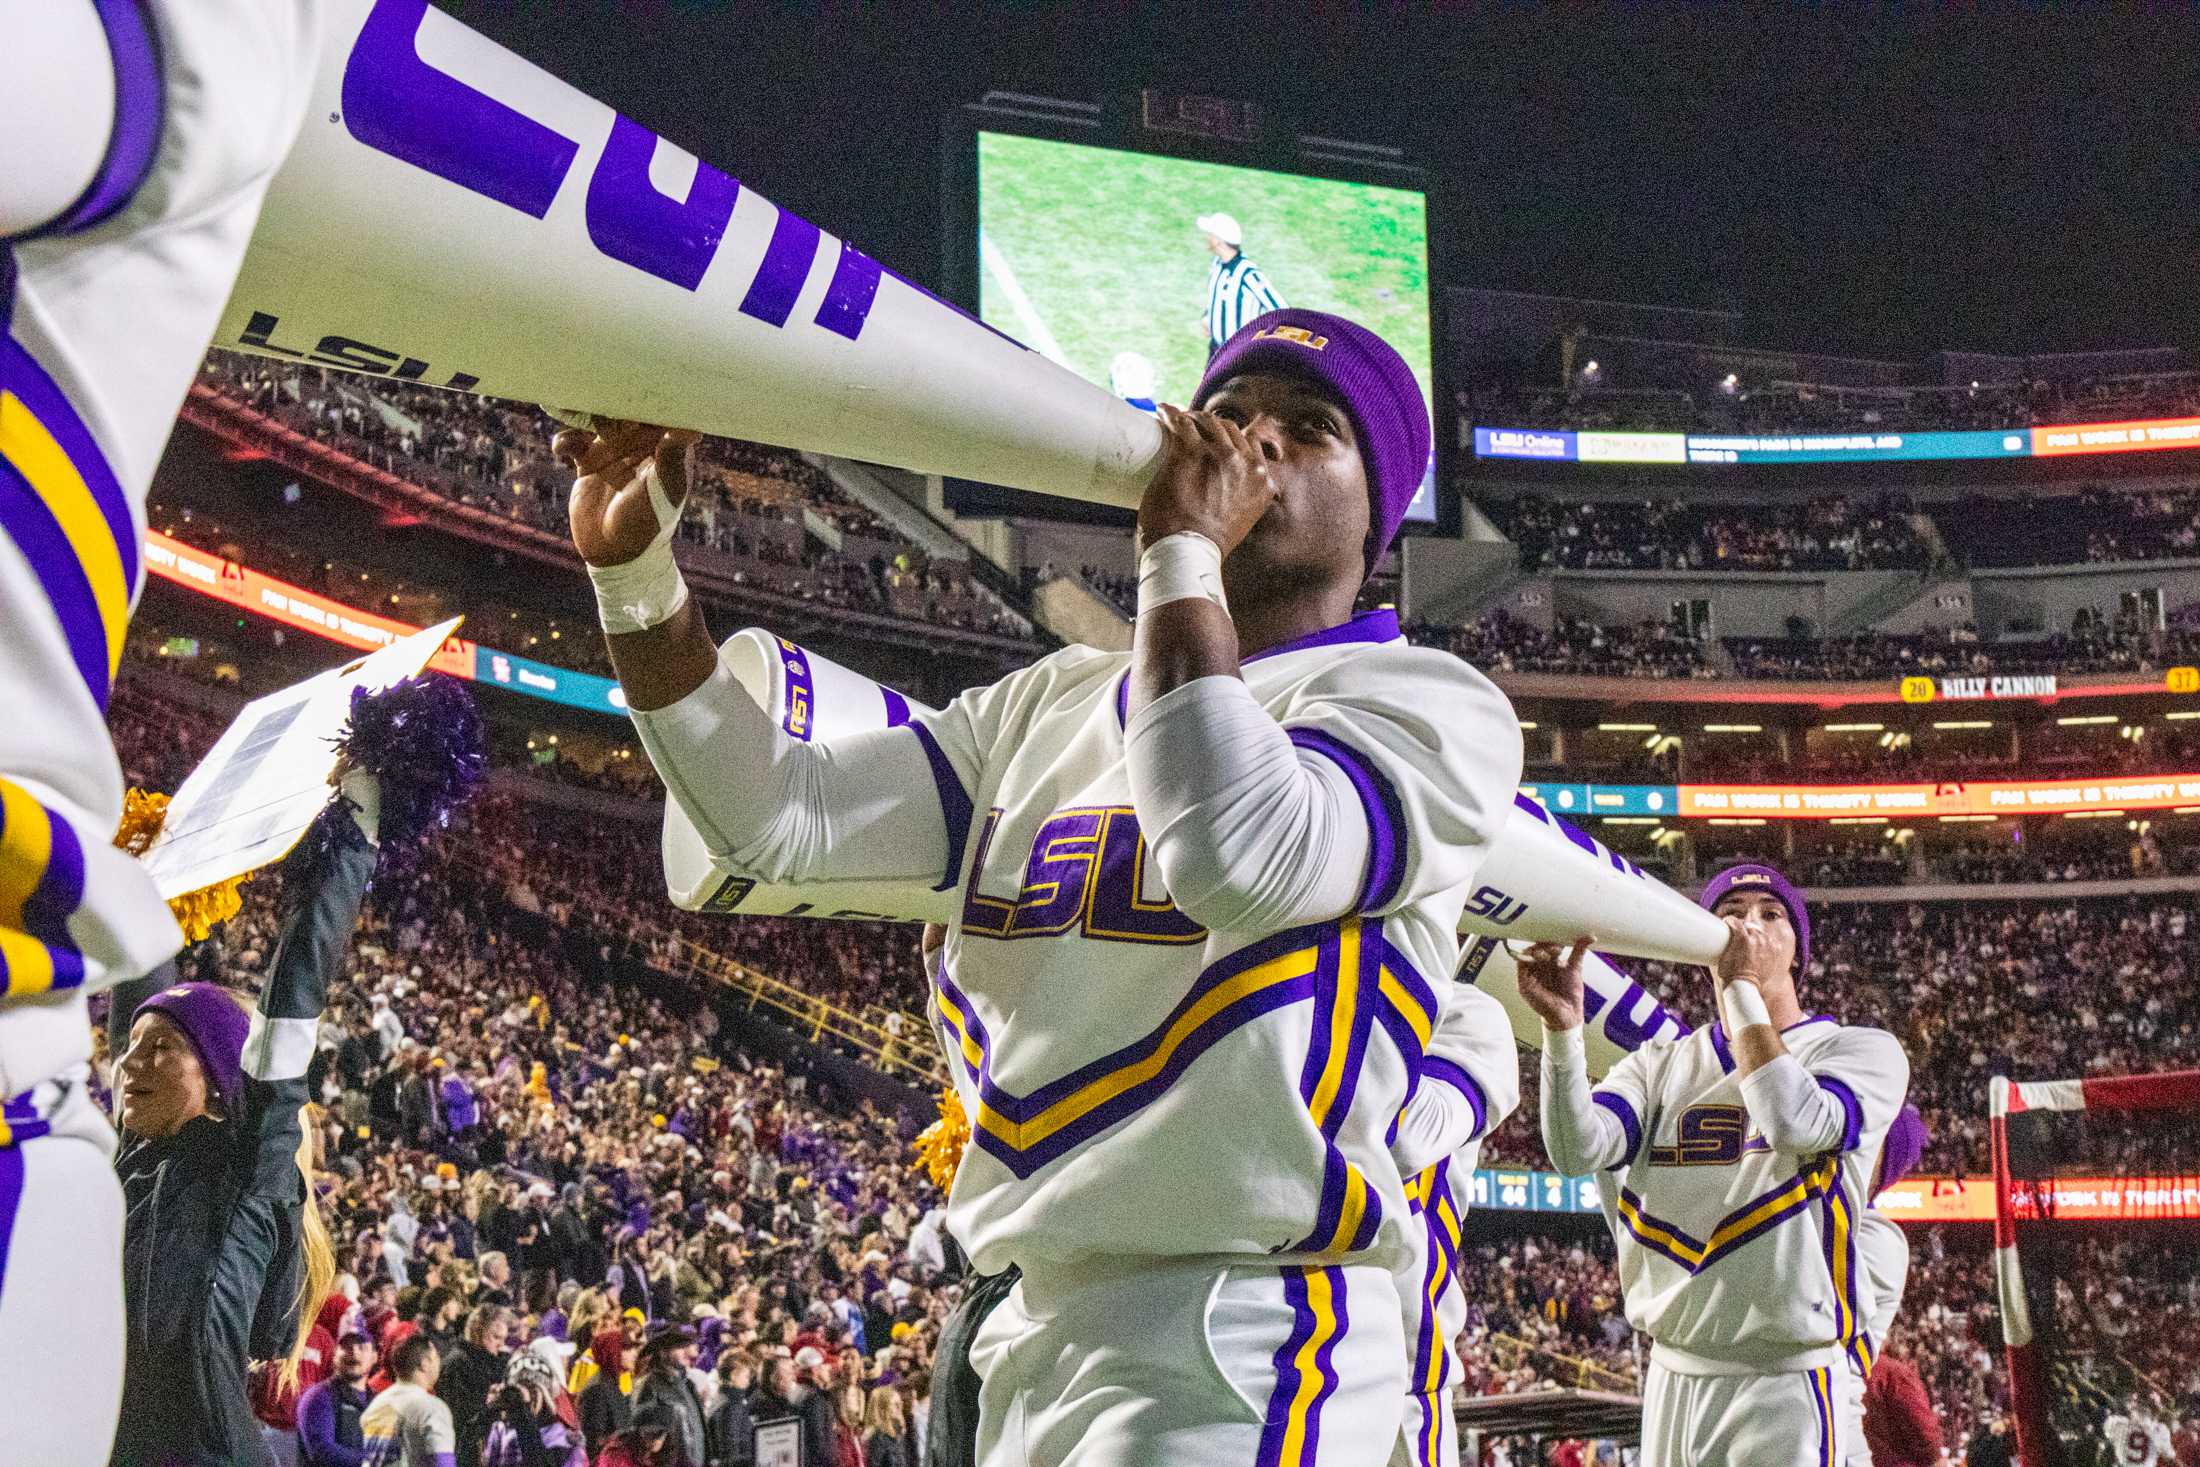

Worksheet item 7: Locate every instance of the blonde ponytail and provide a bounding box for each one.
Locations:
[276,1104,338,1394]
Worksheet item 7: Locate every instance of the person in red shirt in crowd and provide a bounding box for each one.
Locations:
[1863,1333,1945,1467]
[1549,1440,1588,1467]
[253,1293,353,1466]
[2170,1412,2200,1467]
[373,1316,421,1395]
[592,1402,689,1467]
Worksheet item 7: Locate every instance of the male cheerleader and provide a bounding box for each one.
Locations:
[562,307,1524,1464]
[1388,980,1521,1467]
[3,4,322,1459]
[1515,864,1909,1467]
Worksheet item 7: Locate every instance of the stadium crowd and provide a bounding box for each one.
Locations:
[1723,614,2200,683]
[1683,722,2200,787]
[1408,609,1714,680]
[1462,367,2200,440]
[1938,485,2200,568]
[1483,493,1936,574]
[1402,603,2194,687]
[198,355,1034,644]
[102,696,953,1467]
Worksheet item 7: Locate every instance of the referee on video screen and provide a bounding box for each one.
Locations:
[1197,211,1287,359]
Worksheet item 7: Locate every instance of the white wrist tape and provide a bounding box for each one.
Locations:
[1137,531,1227,615]
[587,459,690,634]
[1721,978,1772,1032]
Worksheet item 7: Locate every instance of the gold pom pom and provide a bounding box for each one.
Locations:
[164,873,249,943]
[913,1085,971,1191]
[112,788,251,941]
[111,788,170,856]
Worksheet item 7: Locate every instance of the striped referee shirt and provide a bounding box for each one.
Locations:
[1205,251,1287,357]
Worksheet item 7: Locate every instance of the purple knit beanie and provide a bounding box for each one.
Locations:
[1698,863,1812,978]
[1192,309,1430,574]
[137,980,250,1115]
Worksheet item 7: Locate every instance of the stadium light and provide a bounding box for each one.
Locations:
[1829,816,1887,825]
[1601,817,1660,825]
[1702,724,1762,733]
[2166,711,2200,721]
[2055,715,2116,726]
[1932,720,1994,730]
[1938,814,1997,823]
[2176,806,2200,815]
[1822,723,1884,732]
[1598,723,1658,732]
[1707,818,1768,826]
[1518,722,1538,731]
[2063,810,2125,819]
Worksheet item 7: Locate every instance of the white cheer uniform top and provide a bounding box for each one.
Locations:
[636,607,1522,1277]
[928,612,1518,1274]
[1582,1018,1908,1376]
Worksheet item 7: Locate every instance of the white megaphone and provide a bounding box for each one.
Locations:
[224,0,1160,509]
[1456,933,1694,1079]
[662,630,955,924]
[1460,794,1730,965]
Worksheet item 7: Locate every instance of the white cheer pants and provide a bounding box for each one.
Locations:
[1640,1357,1843,1467]
[0,1071,125,1467]
[1391,1386,1458,1467]
[970,1256,1405,1467]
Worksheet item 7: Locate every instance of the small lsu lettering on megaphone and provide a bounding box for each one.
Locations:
[1458,794,1730,967]
[225,0,1162,510]
[1457,934,1691,1080]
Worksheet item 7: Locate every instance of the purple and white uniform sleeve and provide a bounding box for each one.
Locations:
[1125,646,1522,933]
[1269,646,1525,915]
[630,652,973,889]
[1,1,141,240]
[1739,1025,1909,1156]
[1392,982,1519,1174]
[1123,675,1371,932]
[1542,1028,1655,1176]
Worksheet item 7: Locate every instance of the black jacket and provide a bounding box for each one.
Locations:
[579,1375,632,1459]
[750,1388,834,1467]
[708,1385,755,1466]
[630,1366,709,1467]
[437,1339,508,1465]
[108,813,376,1467]
[927,1267,1018,1467]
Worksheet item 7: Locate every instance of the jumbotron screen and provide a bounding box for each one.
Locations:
[975,130,1437,522]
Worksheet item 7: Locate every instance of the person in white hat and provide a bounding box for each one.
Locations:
[1195,210,1286,359]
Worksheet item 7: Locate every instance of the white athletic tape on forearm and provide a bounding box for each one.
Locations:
[1136,531,1227,616]
[1721,977,1771,1033]
[588,463,690,634]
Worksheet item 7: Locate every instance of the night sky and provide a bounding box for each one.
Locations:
[444,3,2200,363]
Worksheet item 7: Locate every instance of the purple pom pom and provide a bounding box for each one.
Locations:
[334,673,488,856]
